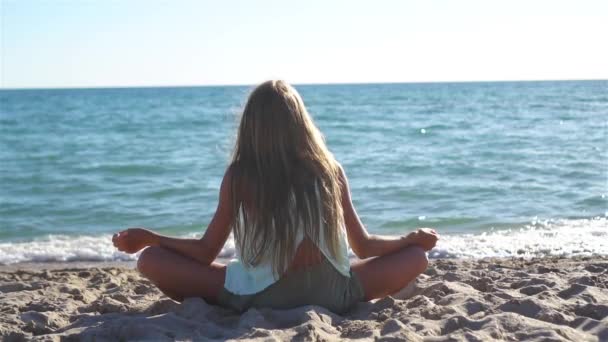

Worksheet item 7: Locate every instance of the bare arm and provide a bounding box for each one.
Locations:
[339,165,438,259]
[113,167,234,265]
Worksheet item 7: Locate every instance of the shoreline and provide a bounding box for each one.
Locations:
[1,256,606,341]
[1,254,606,271]
[2,216,606,264]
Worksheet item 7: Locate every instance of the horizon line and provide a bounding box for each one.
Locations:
[1,78,606,91]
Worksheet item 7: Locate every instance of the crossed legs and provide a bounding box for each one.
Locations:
[351,246,428,301]
[136,246,226,304]
[136,245,428,304]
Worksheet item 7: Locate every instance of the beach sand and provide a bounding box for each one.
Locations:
[1,257,606,341]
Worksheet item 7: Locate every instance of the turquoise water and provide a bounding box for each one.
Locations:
[1,81,607,263]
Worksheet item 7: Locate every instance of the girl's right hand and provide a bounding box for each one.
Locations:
[410,228,439,251]
[112,228,158,254]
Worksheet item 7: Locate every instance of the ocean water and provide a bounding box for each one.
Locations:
[0,81,606,264]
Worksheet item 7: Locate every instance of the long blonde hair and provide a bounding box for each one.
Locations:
[230,80,344,277]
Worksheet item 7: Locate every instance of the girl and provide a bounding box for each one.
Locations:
[112,80,438,314]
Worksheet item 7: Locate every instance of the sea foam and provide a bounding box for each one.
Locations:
[430,217,607,258]
[0,217,605,265]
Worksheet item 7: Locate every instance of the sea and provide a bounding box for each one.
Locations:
[1,81,606,264]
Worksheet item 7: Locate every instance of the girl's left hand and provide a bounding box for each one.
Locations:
[410,228,439,251]
[112,228,157,254]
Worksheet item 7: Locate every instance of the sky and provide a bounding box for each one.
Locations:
[1,0,607,89]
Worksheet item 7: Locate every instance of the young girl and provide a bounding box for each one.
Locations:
[112,80,438,314]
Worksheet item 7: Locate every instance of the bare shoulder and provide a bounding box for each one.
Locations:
[221,163,239,189]
[223,162,253,208]
[335,161,345,174]
[335,162,350,192]
[217,164,238,205]
[225,162,237,179]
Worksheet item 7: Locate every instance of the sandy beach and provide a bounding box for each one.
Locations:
[0,257,606,341]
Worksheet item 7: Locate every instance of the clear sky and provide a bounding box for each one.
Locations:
[1,0,607,88]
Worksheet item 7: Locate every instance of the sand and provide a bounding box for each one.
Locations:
[1,257,607,341]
